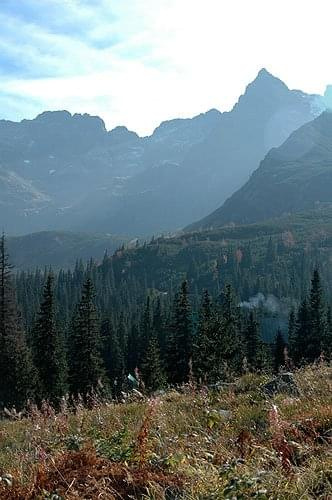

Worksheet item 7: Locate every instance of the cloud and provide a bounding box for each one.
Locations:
[0,0,332,134]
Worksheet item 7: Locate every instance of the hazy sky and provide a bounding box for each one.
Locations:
[1,0,332,135]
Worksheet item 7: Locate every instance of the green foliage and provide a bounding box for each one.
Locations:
[68,278,106,397]
[32,274,68,406]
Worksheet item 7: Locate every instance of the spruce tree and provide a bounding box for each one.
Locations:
[274,329,286,373]
[167,281,192,384]
[32,274,68,405]
[219,284,244,375]
[244,311,262,370]
[101,318,124,396]
[194,290,216,382]
[68,278,105,397]
[294,298,310,364]
[139,296,152,362]
[0,234,36,409]
[141,335,166,392]
[307,269,326,362]
[324,306,332,358]
[287,309,297,362]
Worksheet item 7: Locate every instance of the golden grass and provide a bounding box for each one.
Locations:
[0,364,331,499]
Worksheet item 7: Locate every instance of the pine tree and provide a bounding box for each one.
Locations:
[287,309,297,361]
[101,318,124,396]
[141,335,166,392]
[194,290,216,382]
[68,278,105,397]
[219,284,244,375]
[294,298,310,364]
[152,297,166,357]
[127,323,139,374]
[324,306,332,358]
[244,311,262,370]
[32,274,68,405]
[167,281,193,384]
[0,234,36,409]
[139,296,152,362]
[274,329,286,373]
[307,269,326,361]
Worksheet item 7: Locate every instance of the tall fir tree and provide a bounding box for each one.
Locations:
[167,281,193,384]
[244,311,262,370]
[101,318,124,396]
[287,309,297,362]
[68,278,105,397]
[194,290,216,382]
[0,234,36,409]
[307,269,326,361]
[293,299,310,365]
[219,284,244,375]
[141,335,166,392]
[32,274,68,405]
[274,329,286,373]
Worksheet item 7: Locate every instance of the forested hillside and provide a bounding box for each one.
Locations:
[0,208,329,413]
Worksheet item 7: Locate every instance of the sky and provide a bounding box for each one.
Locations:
[1,0,332,135]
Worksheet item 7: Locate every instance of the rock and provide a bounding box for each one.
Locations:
[262,372,300,397]
[217,409,232,420]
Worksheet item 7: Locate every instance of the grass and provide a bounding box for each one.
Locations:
[0,364,331,499]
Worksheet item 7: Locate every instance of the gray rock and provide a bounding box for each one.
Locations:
[217,409,232,420]
[262,372,301,397]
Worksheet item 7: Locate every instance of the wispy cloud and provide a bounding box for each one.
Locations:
[0,0,332,134]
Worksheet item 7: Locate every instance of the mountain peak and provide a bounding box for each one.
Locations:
[250,68,288,89]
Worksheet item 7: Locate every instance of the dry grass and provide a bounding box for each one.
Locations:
[0,364,331,499]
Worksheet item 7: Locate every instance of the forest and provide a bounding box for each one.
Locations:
[1,227,331,410]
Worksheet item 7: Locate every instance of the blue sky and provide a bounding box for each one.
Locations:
[1,0,332,134]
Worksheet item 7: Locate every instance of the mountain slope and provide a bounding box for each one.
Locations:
[72,69,325,235]
[0,70,324,236]
[188,111,332,230]
[0,108,220,235]
[7,231,127,269]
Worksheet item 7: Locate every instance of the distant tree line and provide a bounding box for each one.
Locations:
[0,234,331,410]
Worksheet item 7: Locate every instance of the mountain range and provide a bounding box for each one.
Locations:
[188,111,332,230]
[0,69,325,238]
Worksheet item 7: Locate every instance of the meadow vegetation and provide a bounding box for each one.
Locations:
[0,364,330,499]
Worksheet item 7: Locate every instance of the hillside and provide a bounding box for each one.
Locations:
[188,111,332,231]
[8,231,127,270]
[0,70,324,237]
[105,207,332,298]
[0,364,330,499]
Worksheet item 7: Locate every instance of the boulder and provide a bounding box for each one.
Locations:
[262,372,300,397]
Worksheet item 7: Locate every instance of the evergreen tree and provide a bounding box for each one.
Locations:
[287,309,297,361]
[324,306,332,358]
[101,318,124,397]
[219,284,244,375]
[307,269,326,361]
[141,335,166,392]
[167,281,193,384]
[68,278,105,397]
[127,323,139,374]
[32,274,68,405]
[194,290,216,382]
[139,296,152,362]
[274,329,286,373]
[244,311,262,370]
[294,298,310,364]
[0,234,36,409]
[152,297,166,356]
